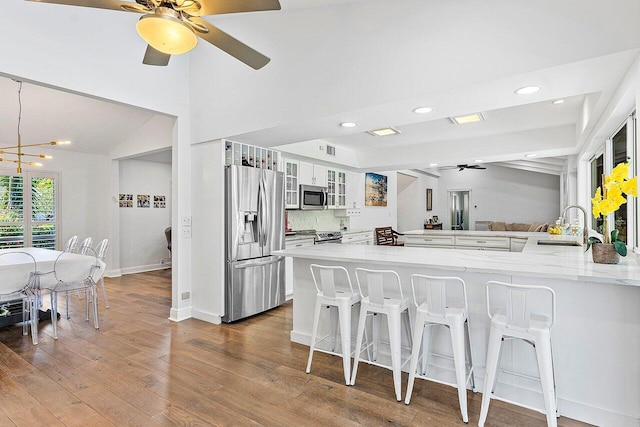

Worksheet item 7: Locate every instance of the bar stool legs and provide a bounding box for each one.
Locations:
[405,274,475,423]
[479,281,558,427]
[306,264,361,386]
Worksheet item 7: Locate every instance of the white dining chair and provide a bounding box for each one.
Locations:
[42,247,102,339]
[94,238,109,308]
[0,251,41,345]
[77,237,93,255]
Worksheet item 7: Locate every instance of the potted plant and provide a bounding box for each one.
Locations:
[588,161,637,264]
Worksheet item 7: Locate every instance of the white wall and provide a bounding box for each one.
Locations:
[396,170,442,232]
[0,149,110,255]
[437,165,560,230]
[2,1,192,321]
[118,160,172,274]
[349,171,398,231]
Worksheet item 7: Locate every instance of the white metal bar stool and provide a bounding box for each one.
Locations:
[479,281,557,427]
[405,274,476,423]
[350,268,412,401]
[306,264,362,385]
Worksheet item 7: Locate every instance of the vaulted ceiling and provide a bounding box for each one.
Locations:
[1,0,639,173]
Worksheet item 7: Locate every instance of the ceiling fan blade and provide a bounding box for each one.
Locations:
[196,0,281,17]
[26,0,146,13]
[143,45,171,66]
[189,17,270,69]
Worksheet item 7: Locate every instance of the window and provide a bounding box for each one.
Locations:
[612,123,628,242]
[590,152,604,232]
[0,170,58,249]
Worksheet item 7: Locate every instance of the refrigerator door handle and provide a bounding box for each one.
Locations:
[233,256,283,269]
[258,178,268,247]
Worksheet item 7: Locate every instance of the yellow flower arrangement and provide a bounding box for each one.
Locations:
[590,161,637,254]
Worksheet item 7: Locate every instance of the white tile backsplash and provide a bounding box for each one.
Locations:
[287,210,347,231]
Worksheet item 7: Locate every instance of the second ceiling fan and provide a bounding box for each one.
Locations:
[26,0,281,68]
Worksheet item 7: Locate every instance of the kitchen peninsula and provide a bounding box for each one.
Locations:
[278,234,640,427]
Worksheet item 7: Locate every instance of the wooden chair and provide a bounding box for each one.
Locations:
[374,227,404,246]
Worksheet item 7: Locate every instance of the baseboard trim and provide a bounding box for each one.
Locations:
[120,264,170,276]
[169,306,191,322]
[191,309,222,325]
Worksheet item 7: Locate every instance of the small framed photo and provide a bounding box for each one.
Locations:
[432,215,439,223]
[137,194,150,208]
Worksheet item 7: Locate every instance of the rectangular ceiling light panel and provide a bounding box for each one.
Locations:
[367,127,401,137]
[450,113,485,125]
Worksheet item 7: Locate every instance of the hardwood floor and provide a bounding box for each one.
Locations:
[0,270,590,426]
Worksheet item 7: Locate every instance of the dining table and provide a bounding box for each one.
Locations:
[0,247,105,325]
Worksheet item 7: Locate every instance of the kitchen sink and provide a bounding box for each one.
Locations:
[537,239,582,246]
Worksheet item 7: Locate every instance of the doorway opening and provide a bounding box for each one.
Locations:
[448,190,470,230]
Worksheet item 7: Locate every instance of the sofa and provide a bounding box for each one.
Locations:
[488,221,549,232]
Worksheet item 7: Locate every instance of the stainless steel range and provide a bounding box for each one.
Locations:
[314,231,342,244]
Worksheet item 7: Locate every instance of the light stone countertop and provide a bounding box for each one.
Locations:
[401,229,539,238]
[276,232,640,287]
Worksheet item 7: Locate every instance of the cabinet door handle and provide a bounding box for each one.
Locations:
[476,240,487,243]
[424,238,433,241]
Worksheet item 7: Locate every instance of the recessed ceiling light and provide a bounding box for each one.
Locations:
[450,113,485,125]
[474,159,484,163]
[525,153,538,158]
[429,163,438,167]
[413,107,433,114]
[340,122,357,128]
[367,127,401,137]
[552,99,565,105]
[515,86,541,95]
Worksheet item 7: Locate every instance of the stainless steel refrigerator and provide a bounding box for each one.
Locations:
[223,165,285,322]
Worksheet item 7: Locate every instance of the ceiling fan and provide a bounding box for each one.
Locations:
[457,164,486,171]
[26,0,281,68]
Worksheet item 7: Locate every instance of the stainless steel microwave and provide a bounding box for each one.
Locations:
[299,184,328,210]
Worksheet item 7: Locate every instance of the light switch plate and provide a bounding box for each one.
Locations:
[181,215,192,226]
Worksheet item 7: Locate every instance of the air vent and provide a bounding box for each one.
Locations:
[326,145,336,156]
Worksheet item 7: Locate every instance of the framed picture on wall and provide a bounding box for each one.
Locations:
[365,172,387,206]
[426,188,433,211]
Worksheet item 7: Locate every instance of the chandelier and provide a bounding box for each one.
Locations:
[0,81,70,173]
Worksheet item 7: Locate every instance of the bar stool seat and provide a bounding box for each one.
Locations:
[306,264,362,385]
[405,274,476,424]
[350,268,412,402]
[479,281,557,427]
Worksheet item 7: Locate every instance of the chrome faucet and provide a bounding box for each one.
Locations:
[561,205,589,244]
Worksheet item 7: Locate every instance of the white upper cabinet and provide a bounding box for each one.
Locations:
[345,171,361,208]
[327,167,347,208]
[283,158,300,209]
[299,161,327,187]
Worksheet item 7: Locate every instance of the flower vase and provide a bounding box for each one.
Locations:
[591,243,620,264]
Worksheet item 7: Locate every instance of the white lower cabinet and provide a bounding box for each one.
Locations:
[285,237,315,299]
[405,234,524,252]
[341,231,372,245]
[454,236,510,250]
[404,235,455,248]
[510,238,527,252]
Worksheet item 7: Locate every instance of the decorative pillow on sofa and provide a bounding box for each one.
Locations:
[510,223,532,232]
[489,221,506,231]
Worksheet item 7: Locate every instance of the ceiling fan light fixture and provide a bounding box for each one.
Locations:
[136,8,198,55]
